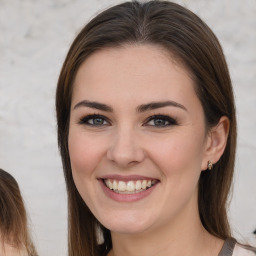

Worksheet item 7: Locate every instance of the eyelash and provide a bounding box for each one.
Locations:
[79,114,111,126]
[78,114,178,128]
[144,114,178,127]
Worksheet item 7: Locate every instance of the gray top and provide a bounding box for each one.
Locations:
[218,238,237,256]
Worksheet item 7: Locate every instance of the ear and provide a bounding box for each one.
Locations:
[201,116,230,171]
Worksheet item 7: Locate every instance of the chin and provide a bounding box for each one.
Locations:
[107,223,149,235]
[99,213,153,234]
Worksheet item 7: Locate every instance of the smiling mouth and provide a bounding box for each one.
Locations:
[103,179,158,194]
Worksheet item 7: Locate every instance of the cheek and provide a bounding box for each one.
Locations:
[148,131,205,177]
[68,130,106,210]
[150,133,205,211]
[152,134,203,169]
[68,130,104,177]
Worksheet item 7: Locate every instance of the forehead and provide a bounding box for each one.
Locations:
[71,44,199,109]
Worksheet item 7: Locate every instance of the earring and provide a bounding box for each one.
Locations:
[207,161,213,170]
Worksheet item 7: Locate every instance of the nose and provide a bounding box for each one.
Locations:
[107,128,146,168]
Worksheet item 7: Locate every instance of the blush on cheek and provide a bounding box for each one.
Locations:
[69,148,94,176]
[153,136,203,175]
[68,134,105,178]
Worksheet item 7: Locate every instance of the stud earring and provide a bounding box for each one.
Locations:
[207,161,213,170]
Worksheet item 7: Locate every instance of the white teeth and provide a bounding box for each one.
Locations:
[135,180,142,190]
[127,181,135,192]
[142,180,147,190]
[152,180,157,185]
[106,179,113,190]
[113,180,118,190]
[104,179,157,193]
[118,181,126,192]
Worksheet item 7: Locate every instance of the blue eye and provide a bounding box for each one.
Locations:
[79,114,110,126]
[145,115,177,127]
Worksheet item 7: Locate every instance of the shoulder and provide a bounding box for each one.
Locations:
[0,243,28,256]
[233,244,256,256]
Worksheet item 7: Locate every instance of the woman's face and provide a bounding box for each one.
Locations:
[68,45,211,234]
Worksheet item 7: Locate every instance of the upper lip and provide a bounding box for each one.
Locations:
[98,174,159,182]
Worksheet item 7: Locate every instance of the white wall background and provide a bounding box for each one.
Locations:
[0,0,255,255]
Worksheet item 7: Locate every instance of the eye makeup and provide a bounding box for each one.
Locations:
[78,114,111,127]
[143,114,178,128]
[78,112,179,129]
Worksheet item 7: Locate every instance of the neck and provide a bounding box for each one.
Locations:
[108,197,223,256]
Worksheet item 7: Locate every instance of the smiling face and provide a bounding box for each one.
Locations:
[68,44,211,234]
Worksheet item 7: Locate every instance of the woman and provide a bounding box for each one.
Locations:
[56,1,255,255]
[0,169,38,256]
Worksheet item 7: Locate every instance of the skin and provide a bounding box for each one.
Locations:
[0,241,28,256]
[68,44,229,256]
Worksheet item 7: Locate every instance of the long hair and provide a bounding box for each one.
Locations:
[56,1,237,255]
[0,169,38,255]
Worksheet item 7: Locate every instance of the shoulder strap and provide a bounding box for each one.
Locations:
[218,238,237,256]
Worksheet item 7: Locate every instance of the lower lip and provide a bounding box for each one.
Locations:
[99,180,159,202]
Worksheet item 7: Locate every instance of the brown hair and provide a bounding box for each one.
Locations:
[56,1,237,255]
[0,169,38,255]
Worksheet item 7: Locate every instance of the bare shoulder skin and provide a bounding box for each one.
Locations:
[0,242,28,256]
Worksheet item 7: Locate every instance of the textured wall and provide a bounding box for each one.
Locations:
[0,0,255,255]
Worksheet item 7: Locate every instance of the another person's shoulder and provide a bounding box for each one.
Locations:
[0,240,28,256]
[233,244,256,256]
[0,247,28,256]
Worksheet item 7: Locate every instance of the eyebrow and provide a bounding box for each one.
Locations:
[73,100,113,112]
[136,101,187,113]
[73,100,187,112]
